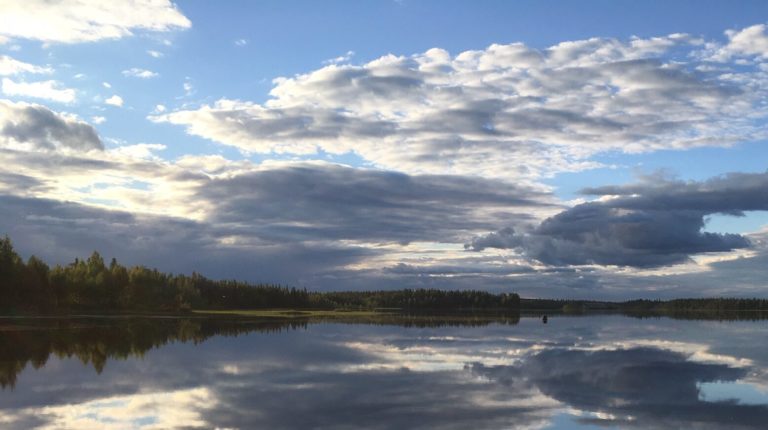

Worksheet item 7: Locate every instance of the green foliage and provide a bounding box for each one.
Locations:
[0,235,520,314]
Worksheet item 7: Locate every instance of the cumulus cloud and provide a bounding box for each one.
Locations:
[0,55,51,75]
[1,78,76,103]
[147,50,164,58]
[0,99,102,151]
[0,0,191,44]
[151,31,766,180]
[467,171,768,267]
[105,95,123,107]
[709,23,768,61]
[121,68,158,79]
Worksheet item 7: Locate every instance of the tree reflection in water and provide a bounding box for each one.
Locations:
[2,314,768,429]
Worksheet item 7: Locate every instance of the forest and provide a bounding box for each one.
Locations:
[0,236,520,313]
[3,235,768,315]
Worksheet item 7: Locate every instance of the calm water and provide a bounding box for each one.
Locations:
[2,314,768,429]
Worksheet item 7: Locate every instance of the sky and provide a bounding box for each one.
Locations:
[1,0,768,299]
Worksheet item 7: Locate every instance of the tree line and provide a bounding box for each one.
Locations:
[0,236,520,313]
[523,298,768,314]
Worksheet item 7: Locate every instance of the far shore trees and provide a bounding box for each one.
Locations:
[0,235,520,314]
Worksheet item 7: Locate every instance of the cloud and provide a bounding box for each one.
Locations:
[182,80,194,96]
[193,162,554,244]
[467,171,768,267]
[150,30,767,180]
[709,23,768,61]
[0,55,51,75]
[91,116,106,124]
[0,122,556,283]
[0,194,376,284]
[234,39,248,47]
[323,50,355,65]
[105,95,123,107]
[147,50,164,58]
[0,0,191,44]
[0,99,102,151]
[121,68,158,79]
[1,92,765,293]
[472,346,768,429]
[1,78,76,103]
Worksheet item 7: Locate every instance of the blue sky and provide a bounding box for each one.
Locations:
[1,1,768,298]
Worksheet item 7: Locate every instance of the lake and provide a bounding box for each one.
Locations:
[2,314,767,429]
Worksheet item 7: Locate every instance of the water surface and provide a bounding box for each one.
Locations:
[2,314,767,429]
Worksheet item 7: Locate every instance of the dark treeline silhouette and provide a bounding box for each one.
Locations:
[0,236,519,314]
[522,298,768,316]
[590,298,768,313]
[4,236,768,316]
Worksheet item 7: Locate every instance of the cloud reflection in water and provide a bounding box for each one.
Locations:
[0,315,767,429]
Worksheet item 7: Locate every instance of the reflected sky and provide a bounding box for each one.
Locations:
[1,315,768,429]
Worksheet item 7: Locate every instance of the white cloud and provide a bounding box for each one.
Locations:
[147,49,164,58]
[1,78,75,103]
[111,142,166,159]
[154,104,167,113]
[234,38,248,47]
[0,55,52,75]
[323,50,355,65]
[709,23,768,61]
[102,81,112,88]
[183,80,194,96]
[91,115,106,124]
[151,30,768,181]
[122,67,159,78]
[0,0,191,44]
[105,94,123,107]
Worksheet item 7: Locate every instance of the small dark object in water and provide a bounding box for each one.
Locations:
[542,315,548,324]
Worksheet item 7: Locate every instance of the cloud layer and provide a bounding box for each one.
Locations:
[152,33,767,180]
[1,20,767,297]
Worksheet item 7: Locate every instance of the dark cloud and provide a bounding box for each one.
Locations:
[0,99,103,151]
[0,172,49,193]
[0,160,556,288]
[582,171,768,214]
[197,163,553,244]
[0,194,374,285]
[467,171,768,267]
